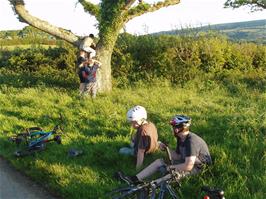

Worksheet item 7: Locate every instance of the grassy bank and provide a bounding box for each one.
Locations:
[0,72,265,199]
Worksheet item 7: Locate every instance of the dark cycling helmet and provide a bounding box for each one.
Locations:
[170,115,191,128]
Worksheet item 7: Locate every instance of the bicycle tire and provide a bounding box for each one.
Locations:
[108,185,150,199]
[14,150,35,157]
[107,186,138,199]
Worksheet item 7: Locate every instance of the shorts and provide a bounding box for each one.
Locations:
[119,147,134,156]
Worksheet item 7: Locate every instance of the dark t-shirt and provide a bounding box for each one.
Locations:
[78,66,90,83]
[133,122,158,155]
[77,56,88,83]
[86,64,100,83]
[175,132,212,168]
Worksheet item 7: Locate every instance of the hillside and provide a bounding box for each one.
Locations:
[0,26,58,47]
[154,19,266,43]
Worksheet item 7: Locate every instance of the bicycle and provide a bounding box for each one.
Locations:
[9,116,65,157]
[108,147,225,199]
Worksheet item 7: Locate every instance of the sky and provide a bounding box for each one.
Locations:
[0,0,265,35]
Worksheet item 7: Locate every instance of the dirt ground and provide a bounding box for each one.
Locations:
[0,156,60,199]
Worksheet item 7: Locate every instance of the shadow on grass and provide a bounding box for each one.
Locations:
[0,136,137,199]
[0,72,77,90]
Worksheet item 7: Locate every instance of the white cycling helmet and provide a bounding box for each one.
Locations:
[127,105,147,122]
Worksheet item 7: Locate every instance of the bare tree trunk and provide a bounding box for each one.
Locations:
[95,26,121,92]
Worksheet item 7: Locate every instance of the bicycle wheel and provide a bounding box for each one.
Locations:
[107,186,138,199]
[165,184,179,199]
[14,150,35,157]
[107,186,150,199]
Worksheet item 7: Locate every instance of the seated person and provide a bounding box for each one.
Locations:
[119,105,158,169]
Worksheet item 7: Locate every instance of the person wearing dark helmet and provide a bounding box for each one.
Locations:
[117,115,212,185]
[119,105,158,169]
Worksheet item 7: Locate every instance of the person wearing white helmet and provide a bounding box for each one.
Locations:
[119,105,158,169]
[116,114,212,185]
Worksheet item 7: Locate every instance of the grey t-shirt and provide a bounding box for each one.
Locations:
[176,132,212,168]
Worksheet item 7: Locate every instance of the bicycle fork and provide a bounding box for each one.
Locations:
[157,182,179,199]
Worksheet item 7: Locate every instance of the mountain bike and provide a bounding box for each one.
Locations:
[108,147,225,199]
[9,116,65,157]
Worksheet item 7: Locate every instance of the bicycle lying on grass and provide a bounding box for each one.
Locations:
[108,147,225,199]
[9,117,65,157]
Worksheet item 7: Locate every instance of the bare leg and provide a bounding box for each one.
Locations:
[136,159,165,180]
[153,173,172,184]
[79,83,86,95]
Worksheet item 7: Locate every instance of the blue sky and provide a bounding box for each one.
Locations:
[0,0,265,35]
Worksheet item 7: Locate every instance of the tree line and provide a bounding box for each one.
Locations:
[1,33,265,87]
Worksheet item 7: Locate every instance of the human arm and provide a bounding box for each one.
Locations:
[92,59,102,67]
[158,141,167,150]
[136,148,145,169]
[168,156,196,172]
[159,142,181,161]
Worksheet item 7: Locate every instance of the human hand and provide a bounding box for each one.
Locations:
[158,141,167,151]
[166,165,176,173]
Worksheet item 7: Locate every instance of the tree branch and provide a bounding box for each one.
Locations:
[124,0,180,23]
[78,0,100,20]
[224,0,266,10]
[9,0,81,46]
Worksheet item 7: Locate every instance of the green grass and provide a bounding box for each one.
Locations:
[0,71,265,199]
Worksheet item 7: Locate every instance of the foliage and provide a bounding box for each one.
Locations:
[1,33,265,88]
[112,33,266,87]
[0,43,77,73]
[224,0,266,11]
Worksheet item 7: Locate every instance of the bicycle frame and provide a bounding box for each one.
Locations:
[9,125,63,156]
[27,130,58,148]
[108,174,180,199]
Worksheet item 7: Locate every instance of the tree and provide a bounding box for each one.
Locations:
[224,0,266,11]
[8,0,181,92]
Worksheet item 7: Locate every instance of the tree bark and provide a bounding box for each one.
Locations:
[96,23,123,92]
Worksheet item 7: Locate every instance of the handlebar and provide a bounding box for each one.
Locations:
[52,125,64,134]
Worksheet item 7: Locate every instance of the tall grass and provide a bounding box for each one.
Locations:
[0,71,265,199]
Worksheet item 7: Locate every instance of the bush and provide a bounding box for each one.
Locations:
[1,33,265,87]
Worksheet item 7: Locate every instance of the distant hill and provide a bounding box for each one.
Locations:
[0,26,60,47]
[154,19,266,43]
[0,26,55,40]
[1,20,265,45]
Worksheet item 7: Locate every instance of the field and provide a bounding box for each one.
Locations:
[0,70,265,199]
[0,44,57,50]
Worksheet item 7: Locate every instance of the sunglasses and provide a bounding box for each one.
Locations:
[172,123,184,129]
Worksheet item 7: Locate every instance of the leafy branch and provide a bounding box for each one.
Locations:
[78,0,100,21]
[124,0,180,23]
[224,0,266,11]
